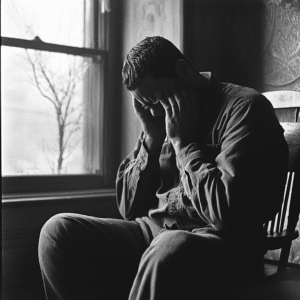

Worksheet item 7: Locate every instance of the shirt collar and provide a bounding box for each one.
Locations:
[200,72,223,93]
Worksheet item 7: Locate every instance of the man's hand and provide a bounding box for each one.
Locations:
[133,97,166,152]
[160,84,202,153]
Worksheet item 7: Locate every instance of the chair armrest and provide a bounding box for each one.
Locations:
[265,230,299,250]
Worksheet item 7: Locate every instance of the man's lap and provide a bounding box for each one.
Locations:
[39,213,261,299]
[38,213,149,299]
[130,228,246,299]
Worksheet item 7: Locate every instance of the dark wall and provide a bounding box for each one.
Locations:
[183,0,300,92]
[2,192,121,288]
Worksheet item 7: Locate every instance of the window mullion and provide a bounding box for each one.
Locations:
[1,36,106,58]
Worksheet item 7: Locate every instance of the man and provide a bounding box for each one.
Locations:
[39,36,288,300]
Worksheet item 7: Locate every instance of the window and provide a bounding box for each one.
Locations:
[1,0,113,194]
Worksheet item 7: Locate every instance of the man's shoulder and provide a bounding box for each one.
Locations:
[220,82,270,112]
[203,72,267,107]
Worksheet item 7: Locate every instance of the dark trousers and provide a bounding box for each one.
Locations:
[38,213,263,300]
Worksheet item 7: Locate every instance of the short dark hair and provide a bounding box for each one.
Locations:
[122,36,192,91]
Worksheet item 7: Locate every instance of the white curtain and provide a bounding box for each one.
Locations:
[83,0,109,174]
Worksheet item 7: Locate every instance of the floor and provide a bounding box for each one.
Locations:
[229,264,300,300]
[2,264,300,300]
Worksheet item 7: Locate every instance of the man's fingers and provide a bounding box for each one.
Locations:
[177,85,190,106]
[133,97,143,112]
[168,84,185,113]
[133,97,151,119]
[162,86,179,117]
[160,97,173,118]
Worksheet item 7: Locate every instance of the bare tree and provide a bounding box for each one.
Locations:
[24,41,88,174]
[6,1,88,174]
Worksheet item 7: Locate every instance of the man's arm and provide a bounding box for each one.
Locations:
[178,97,288,236]
[116,133,161,220]
[161,86,288,235]
[116,96,166,220]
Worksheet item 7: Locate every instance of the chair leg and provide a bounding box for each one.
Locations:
[278,242,292,272]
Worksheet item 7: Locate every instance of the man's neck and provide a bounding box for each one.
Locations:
[193,72,210,91]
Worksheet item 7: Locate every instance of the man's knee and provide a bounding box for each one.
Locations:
[40,213,75,242]
[141,230,193,267]
[38,213,77,261]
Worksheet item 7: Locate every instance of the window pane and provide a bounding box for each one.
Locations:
[1,46,99,175]
[1,0,84,47]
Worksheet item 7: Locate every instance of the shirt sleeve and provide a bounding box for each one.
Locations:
[116,133,161,220]
[176,96,287,236]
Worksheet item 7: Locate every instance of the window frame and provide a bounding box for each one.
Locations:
[1,1,115,196]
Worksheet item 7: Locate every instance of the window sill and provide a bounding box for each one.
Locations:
[2,188,120,235]
[2,188,116,204]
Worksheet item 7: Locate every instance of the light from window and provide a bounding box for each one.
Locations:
[1,46,96,175]
[1,0,104,177]
[1,0,84,48]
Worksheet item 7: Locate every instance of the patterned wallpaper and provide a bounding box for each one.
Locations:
[183,0,300,93]
[262,0,300,92]
[261,0,300,265]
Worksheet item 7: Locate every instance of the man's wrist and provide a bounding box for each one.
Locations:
[144,135,165,153]
[171,136,204,155]
[172,138,189,155]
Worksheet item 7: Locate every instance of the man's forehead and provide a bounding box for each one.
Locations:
[134,75,177,96]
[132,79,159,100]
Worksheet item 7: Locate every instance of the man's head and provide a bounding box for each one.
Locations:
[122,36,192,91]
[123,36,196,117]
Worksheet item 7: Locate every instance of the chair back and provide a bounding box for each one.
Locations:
[263,90,299,122]
[262,91,300,271]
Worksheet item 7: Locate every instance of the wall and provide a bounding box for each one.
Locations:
[120,0,183,159]
[2,191,121,291]
[261,0,300,92]
[184,0,300,93]
[184,0,300,264]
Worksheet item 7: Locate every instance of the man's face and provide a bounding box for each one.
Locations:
[131,74,180,117]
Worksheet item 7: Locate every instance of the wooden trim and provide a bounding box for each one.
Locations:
[2,188,116,202]
[2,189,119,287]
[1,36,107,57]
[1,174,113,195]
[178,0,184,52]
[264,258,300,269]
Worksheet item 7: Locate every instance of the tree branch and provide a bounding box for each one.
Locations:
[25,50,58,109]
[38,55,60,105]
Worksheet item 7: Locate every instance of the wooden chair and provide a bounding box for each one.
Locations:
[262,90,300,273]
[227,91,300,300]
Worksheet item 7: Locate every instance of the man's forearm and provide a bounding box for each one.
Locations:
[144,134,165,153]
[116,138,161,220]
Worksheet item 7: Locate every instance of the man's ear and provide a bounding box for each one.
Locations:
[175,59,192,80]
